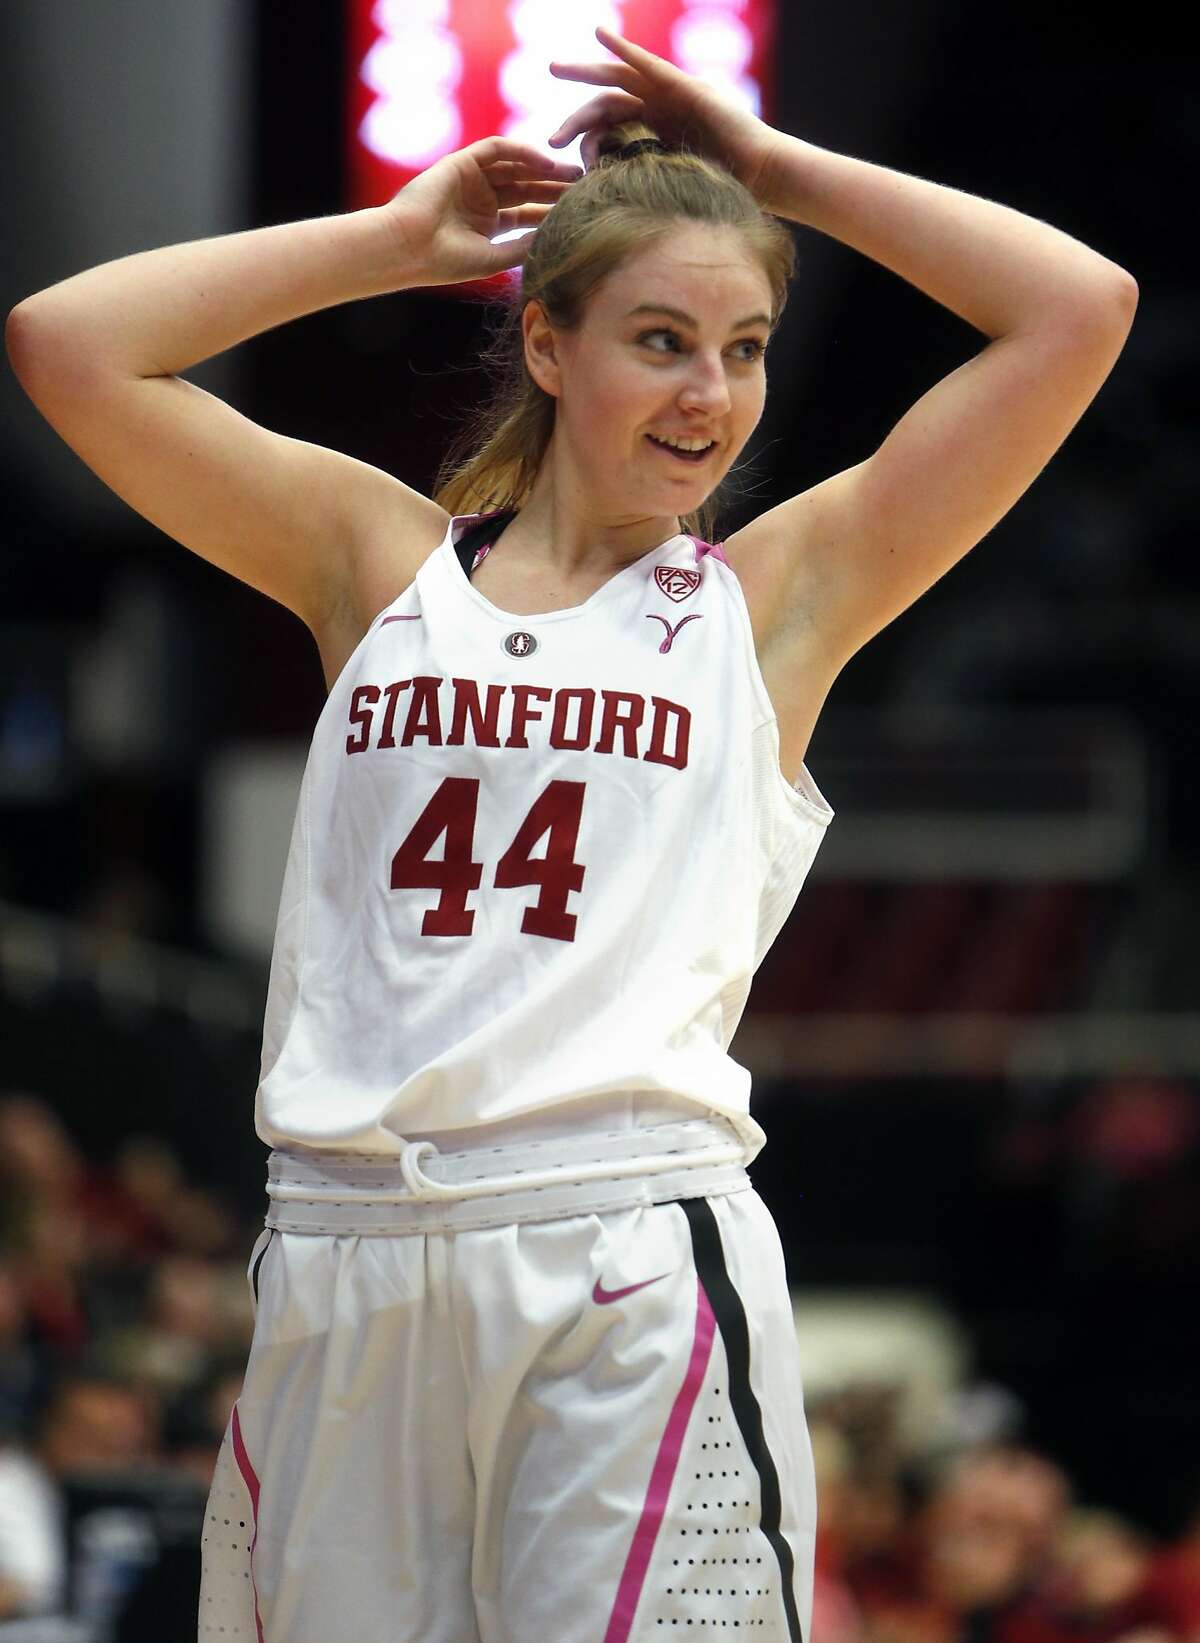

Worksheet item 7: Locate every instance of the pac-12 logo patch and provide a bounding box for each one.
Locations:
[503,630,538,657]
[654,565,701,602]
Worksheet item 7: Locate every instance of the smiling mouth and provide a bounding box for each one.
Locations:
[645,434,716,464]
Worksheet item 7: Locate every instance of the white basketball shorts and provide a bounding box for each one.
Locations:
[198,1118,817,1642]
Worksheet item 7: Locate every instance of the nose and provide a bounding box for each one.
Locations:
[676,349,732,417]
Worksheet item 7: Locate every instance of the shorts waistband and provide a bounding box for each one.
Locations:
[264,1116,751,1235]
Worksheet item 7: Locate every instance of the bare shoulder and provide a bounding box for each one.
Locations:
[313,478,451,694]
[720,486,848,776]
[720,471,853,651]
[716,496,828,657]
[720,511,792,649]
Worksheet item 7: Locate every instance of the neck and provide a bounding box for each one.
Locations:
[514,471,681,576]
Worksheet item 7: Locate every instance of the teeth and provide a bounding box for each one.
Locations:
[652,434,714,452]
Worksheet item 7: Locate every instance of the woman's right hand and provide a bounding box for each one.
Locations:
[379,137,582,288]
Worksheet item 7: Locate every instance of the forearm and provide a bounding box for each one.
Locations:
[760,135,1135,339]
[7,205,411,380]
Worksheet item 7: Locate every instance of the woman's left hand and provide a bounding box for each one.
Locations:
[546,25,785,205]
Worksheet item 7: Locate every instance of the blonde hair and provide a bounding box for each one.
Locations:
[431,122,796,544]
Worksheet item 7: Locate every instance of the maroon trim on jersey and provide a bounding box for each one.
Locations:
[380,614,423,626]
[230,1402,265,1643]
[689,536,730,565]
[602,1275,717,1643]
[453,510,515,576]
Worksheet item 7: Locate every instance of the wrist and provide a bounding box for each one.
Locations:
[351,204,429,297]
[754,133,822,224]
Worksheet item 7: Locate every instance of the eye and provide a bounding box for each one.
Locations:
[637,329,767,362]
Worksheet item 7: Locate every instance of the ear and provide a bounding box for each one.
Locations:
[522,299,562,398]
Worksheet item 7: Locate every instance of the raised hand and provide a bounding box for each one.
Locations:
[547,25,783,202]
[382,137,582,287]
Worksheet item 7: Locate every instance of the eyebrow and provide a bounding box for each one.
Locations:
[625,302,773,332]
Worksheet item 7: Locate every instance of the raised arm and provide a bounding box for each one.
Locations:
[5,208,440,635]
[5,140,580,644]
[547,27,1137,684]
[723,134,1137,670]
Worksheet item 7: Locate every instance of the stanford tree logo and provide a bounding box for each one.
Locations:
[503,630,538,657]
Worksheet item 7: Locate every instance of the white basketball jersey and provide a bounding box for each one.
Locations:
[255,512,833,1161]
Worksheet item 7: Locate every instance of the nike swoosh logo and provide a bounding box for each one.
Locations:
[593,1273,671,1305]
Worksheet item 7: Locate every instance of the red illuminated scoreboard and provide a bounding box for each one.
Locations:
[347,1,776,290]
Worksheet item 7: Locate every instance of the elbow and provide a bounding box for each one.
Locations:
[6,298,64,391]
[1058,268,1138,348]
[5,299,39,382]
[1099,264,1139,326]
[6,299,100,401]
[1109,266,1139,315]
[1103,271,1139,353]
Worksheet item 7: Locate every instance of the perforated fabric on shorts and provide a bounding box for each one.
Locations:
[198,1413,260,1641]
[616,1195,812,1640]
[643,1366,796,1631]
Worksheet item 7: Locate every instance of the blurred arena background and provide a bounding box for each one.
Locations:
[1,1,1196,1638]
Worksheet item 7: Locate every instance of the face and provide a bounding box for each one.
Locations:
[524,222,774,521]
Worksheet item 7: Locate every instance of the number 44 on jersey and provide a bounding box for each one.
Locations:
[391,776,586,943]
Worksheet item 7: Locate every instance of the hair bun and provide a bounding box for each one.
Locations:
[594,132,672,166]
[614,137,670,160]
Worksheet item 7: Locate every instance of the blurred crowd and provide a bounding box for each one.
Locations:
[2,1087,1199,1642]
[0,1090,258,1637]
[809,1383,1200,1643]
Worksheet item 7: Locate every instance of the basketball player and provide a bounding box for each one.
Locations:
[6,24,1135,1642]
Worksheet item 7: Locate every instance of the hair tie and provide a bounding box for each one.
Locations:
[613,137,670,161]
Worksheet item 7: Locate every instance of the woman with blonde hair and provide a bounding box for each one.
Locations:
[6,25,1135,1641]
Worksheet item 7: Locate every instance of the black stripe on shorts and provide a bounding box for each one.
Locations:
[251,1230,273,1305]
[678,1195,805,1643]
